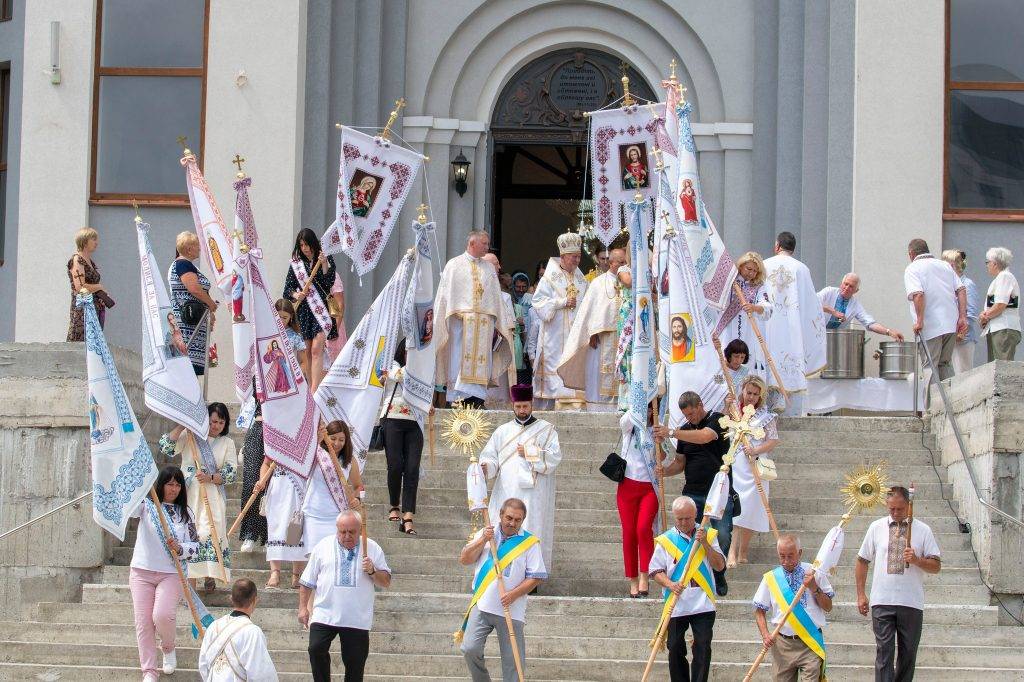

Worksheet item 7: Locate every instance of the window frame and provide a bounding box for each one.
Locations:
[88,0,210,207]
[1,67,9,265]
[0,0,11,23]
[944,0,1024,221]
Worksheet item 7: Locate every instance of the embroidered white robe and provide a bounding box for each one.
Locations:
[763,253,826,392]
[198,613,278,681]
[532,258,588,406]
[479,418,562,569]
[557,270,620,410]
[178,435,237,581]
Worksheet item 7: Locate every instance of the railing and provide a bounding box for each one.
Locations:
[917,333,1024,530]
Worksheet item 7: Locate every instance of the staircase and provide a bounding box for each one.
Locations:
[1,412,1023,680]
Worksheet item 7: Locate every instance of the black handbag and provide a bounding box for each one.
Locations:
[369,384,399,451]
[180,299,205,327]
[599,452,627,483]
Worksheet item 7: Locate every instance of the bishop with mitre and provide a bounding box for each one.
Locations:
[433,229,514,408]
[532,231,589,410]
[479,384,562,570]
[557,246,626,412]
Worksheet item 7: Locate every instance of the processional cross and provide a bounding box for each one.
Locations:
[718,404,765,465]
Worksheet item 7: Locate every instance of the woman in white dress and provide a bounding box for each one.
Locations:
[254,454,307,589]
[160,403,238,593]
[302,420,364,554]
[724,375,780,567]
[713,252,773,396]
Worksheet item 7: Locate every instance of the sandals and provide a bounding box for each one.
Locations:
[388,507,401,522]
[400,519,418,535]
[291,572,301,589]
[266,569,281,588]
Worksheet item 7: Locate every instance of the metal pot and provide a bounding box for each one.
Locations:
[874,341,916,379]
[822,329,865,379]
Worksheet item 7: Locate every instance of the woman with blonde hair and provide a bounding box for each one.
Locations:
[168,231,218,375]
[713,252,773,391]
[941,249,980,373]
[67,227,112,340]
[723,374,780,567]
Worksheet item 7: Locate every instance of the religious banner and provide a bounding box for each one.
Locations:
[321,126,424,277]
[137,220,209,439]
[79,293,159,540]
[231,176,261,404]
[314,251,414,454]
[181,152,235,295]
[401,219,437,425]
[624,198,659,435]
[587,102,666,246]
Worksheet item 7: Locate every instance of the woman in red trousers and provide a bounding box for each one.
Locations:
[616,404,661,597]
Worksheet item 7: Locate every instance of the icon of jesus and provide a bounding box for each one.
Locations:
[670,315,694,362]
[621,145,649,190]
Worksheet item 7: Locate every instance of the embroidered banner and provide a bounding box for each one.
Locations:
[137,221,209,439]
[314,251,414,454]
[181,153,234,295]
[322,126,424,277]
[80,293,159,540]
[587,103,666,246]
[401,220,437,425]
[231,176,261,404]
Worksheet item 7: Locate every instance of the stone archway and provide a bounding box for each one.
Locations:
[490,48,656,278]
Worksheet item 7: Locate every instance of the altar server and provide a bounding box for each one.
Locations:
[532,231,589,410]
[302,421,364,554]
[558,247,627,411]
[299,511,391,682]
[458,498,547,682]
[649,496,726,682]
[763,232,826,416]
[198,579,278,681]
[433,230,514,408]
[478,384,562,569]
[753,534,834,682]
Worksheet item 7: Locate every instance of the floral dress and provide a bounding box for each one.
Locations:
[66,255,105,341]
[282,254,339,341]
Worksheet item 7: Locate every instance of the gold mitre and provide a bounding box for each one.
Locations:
[557,230,582,255]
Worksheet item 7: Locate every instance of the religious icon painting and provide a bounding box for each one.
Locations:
[161,309,186,360]
[678,177,699,224]
[258,336,299,400]
[369,335,387,388]
[637,296,651,343]
[619,143,650,191]
[670,313,695,363]
[416,302,434,348]
[348,169,384,218]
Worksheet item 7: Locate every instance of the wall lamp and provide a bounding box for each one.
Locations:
[451,149,471,197]
[50,21,61,85]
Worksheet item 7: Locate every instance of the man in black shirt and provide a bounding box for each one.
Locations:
[654,391,735,596]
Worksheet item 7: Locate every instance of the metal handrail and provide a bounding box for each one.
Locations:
[0,491,93,542]
[917,333,1024,530]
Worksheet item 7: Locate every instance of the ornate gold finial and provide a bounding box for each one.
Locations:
[840,462,890,517]
[132,200,141,224]
[634,189,643,203]
[231,228,250,254]
[622,75,634,107]
[652,146,664,172]
[232,154,246,178]
[669,58,678,82]
[381,98,407,141]
[679,84,688,105]
[417,203,428,224]
[442,405,492,457]
[176,135,192,157]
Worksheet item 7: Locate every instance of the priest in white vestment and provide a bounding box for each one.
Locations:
[198,578,278,681]
[763,232,826,416]
[479,384,562,570]
[483,253,517,410]
[557,247,626,412]
[433,230,514,408]
[532,231,589,410]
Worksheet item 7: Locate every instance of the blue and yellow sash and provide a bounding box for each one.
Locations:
[454,531,540,643]
[655,527,718,623]
[764,566,827,671]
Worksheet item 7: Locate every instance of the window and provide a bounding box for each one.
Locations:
[1,67,9,265]
[89,0,209,205]
[945,0,1024,220]
[1,0,11,22]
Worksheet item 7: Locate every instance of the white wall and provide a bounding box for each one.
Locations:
[15,1,96,343]
[851,3,945,341]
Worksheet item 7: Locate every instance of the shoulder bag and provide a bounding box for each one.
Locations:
[369,383,400,451]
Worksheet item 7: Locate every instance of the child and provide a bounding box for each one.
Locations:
[275,298,310,384]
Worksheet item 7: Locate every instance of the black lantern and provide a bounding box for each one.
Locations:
[451,149,471,197]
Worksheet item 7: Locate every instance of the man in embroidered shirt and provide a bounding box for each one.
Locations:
[856,486,941,682]
[649,496,726,682]
[298,510,391,682]
[458,497,546,682]
[752,534,834,682]
[198,578,278,681]
[818,274,905,338]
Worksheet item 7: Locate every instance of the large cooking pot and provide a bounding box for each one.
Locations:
[822,329,865,379]
[875,341,916,379]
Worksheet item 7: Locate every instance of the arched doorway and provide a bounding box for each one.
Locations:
[490,48,656,279]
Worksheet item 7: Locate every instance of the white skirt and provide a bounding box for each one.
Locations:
[265,471,306,562]
[732,449,769,533]
[303,514,337,557]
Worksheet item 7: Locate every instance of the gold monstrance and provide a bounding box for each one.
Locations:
[443,405,492,539]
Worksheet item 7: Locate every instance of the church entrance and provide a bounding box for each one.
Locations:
[489,49,656,283]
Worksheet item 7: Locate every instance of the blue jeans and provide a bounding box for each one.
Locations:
[686,492,734,580]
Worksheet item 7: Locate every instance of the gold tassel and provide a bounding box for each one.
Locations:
[453,630,464,645]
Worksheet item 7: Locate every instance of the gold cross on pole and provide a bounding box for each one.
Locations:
[176,135,191,156]
[652,146,664,171]
[719,404,766,446]
[417,203,428,224]
[381,98,407,142]
[232,154,246,177]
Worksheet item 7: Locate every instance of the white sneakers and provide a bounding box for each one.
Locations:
[143,674,159,682]
[240,539,256,553]
[162,649,177,674]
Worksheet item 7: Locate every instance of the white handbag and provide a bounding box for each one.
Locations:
[755,456,778,481]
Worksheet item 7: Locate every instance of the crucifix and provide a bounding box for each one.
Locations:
[232,154,246,177]
[176,135,191,155]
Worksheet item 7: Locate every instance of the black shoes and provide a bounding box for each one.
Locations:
[716,574,729,597]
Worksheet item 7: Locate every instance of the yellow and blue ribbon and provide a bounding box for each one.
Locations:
[764,566,827,671]
[655,527,718,624]
[454,531,540,643]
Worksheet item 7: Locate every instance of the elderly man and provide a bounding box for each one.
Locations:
[819,274,905,341]
[479,384,562,570]
[649,496,726,682]
[433,230,515,408]
[753,534,834,682]
[459,498,546,682]
[856,487,941,682]
[532,231,589,410]
[299,510,391,682]
[904,238,967,383]
[557,246,627,411]
[654,391,734,596]
[198,578,278,681]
